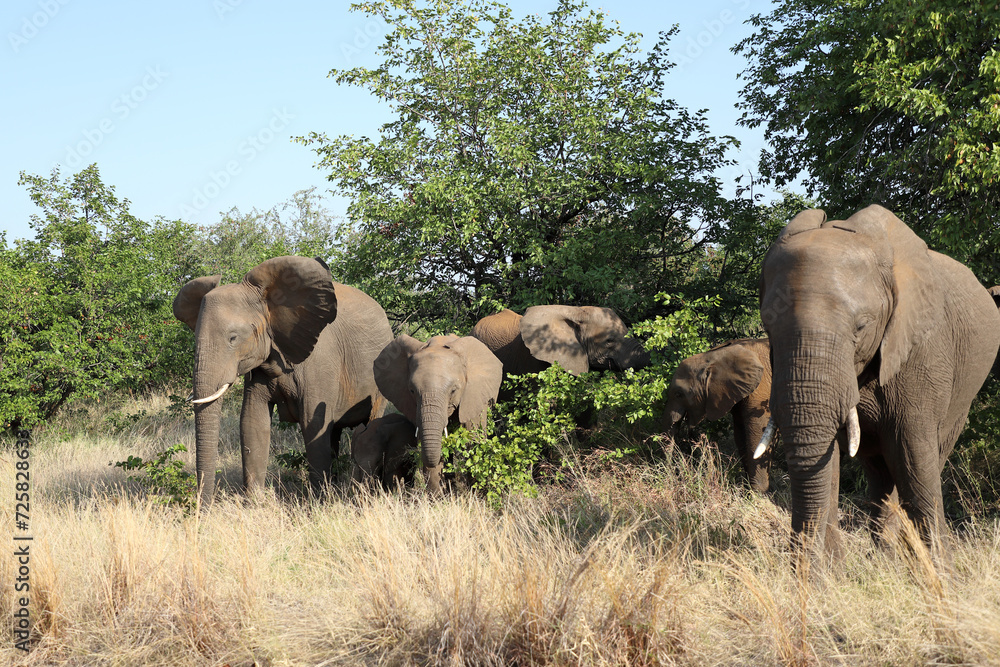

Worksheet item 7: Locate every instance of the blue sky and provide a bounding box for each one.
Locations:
[2,0,770,244]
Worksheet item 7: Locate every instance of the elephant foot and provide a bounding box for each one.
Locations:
[423,463,445,496]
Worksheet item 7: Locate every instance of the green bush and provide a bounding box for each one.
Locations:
[442,295,715,503]
[113,444,197,512]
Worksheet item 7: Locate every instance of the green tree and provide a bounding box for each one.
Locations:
[734,0,1000,280]
[298,0,736,330]
[0,165,196,431]
[188,187,339,283]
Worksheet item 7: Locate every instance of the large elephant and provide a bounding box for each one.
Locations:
[173,256,394,504]
[470,306,650,380]
[756,205,1000,561]
[373,335,502,494]
[663,338,773,492]
[350,413,418,490]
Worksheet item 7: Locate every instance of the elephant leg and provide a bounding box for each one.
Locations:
[892,432,950,556]
[734,407,770,493]
[240,381,274,494]
[860,452,897,543]
[301,401,334,493]
[825,435,844,562]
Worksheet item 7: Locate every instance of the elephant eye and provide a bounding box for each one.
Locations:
[229,333,238,345]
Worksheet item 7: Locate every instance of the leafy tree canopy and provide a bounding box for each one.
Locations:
[1,165,197,430]
[734,0,1000,280]
[298,0,738,330]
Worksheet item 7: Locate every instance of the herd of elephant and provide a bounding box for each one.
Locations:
[173,205,1000,563]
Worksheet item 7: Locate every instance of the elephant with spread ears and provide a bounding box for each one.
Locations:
[173,255,394,505]
[373,334,502,495]
[470,306,650,383]
[755,205,1000,562]
[663,338,774,492]
[350,413,418,490]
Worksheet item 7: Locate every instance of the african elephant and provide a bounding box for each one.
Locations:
[663,338,773,492]
[373,335,503,494]
[755,205,1000,561]
[350,413,418,489]
[470,306,650,381]
[173,256,394,505]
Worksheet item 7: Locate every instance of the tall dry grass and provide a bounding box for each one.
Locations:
[1,392,999,666]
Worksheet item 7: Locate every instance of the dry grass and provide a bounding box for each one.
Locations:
[2,393,1000,666]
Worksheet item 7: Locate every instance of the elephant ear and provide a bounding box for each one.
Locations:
[243,256,338,364]
[373,335,425,423]
[449,336,503,428]
[704,344,765,421]
[838,205,944,385]
[520,305,589,375]
[173,275,221,331]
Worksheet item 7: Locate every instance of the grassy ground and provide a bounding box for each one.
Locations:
[2,391,1000,666]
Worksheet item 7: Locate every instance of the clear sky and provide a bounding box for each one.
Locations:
[1,0,769,244]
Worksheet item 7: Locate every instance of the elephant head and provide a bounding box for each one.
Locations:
[173,255,337,504]
[758,205,943,555]
[663,343,765,430]
[520,305,650,375]
[373,335,502,494]
[351,413,418,489]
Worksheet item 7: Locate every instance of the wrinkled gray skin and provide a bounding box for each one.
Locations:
[663,338,773,492]
[760,206,1000,563]
[173,256,394,505]
[350,413,418,490]
[471,306,650,385]
[373,335,502,495]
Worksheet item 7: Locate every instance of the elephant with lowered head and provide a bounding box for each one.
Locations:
[663,338,773,492]
[350,413,418,490]
[373,335,502,494]
[756,205,1000,562]
[470,306,650,380]
[173,256,394,504]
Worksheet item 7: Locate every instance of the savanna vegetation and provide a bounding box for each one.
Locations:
[2,0,1000,664]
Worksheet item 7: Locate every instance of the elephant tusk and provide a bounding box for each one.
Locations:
[846,406,860,457]
[753,418,776,460]
[444,425,448,437]
[192,383,231,404]
[415,426,419,438]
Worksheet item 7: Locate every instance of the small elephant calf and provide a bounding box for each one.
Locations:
[350,413,418,490]
[662,338,773,492]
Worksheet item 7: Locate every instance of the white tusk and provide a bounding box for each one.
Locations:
[444,425,448,437]
[191,383,231,404]
[846,406,860,457]
[415,426,419,438]
[753,418,776,460]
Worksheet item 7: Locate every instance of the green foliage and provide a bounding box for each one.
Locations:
[1,165,197,432]
[113,444,196,511]
[298,0,736,330]
[734,0,1000,281]
[442,295,714,503]
[184,187,339,283]
[274,449,308,471]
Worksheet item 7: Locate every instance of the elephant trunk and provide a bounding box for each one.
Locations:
[770,330,856,556]
[615,338,651,371]
[193,398,222,507]
[191,351,237,508]
[418,395,450,494]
